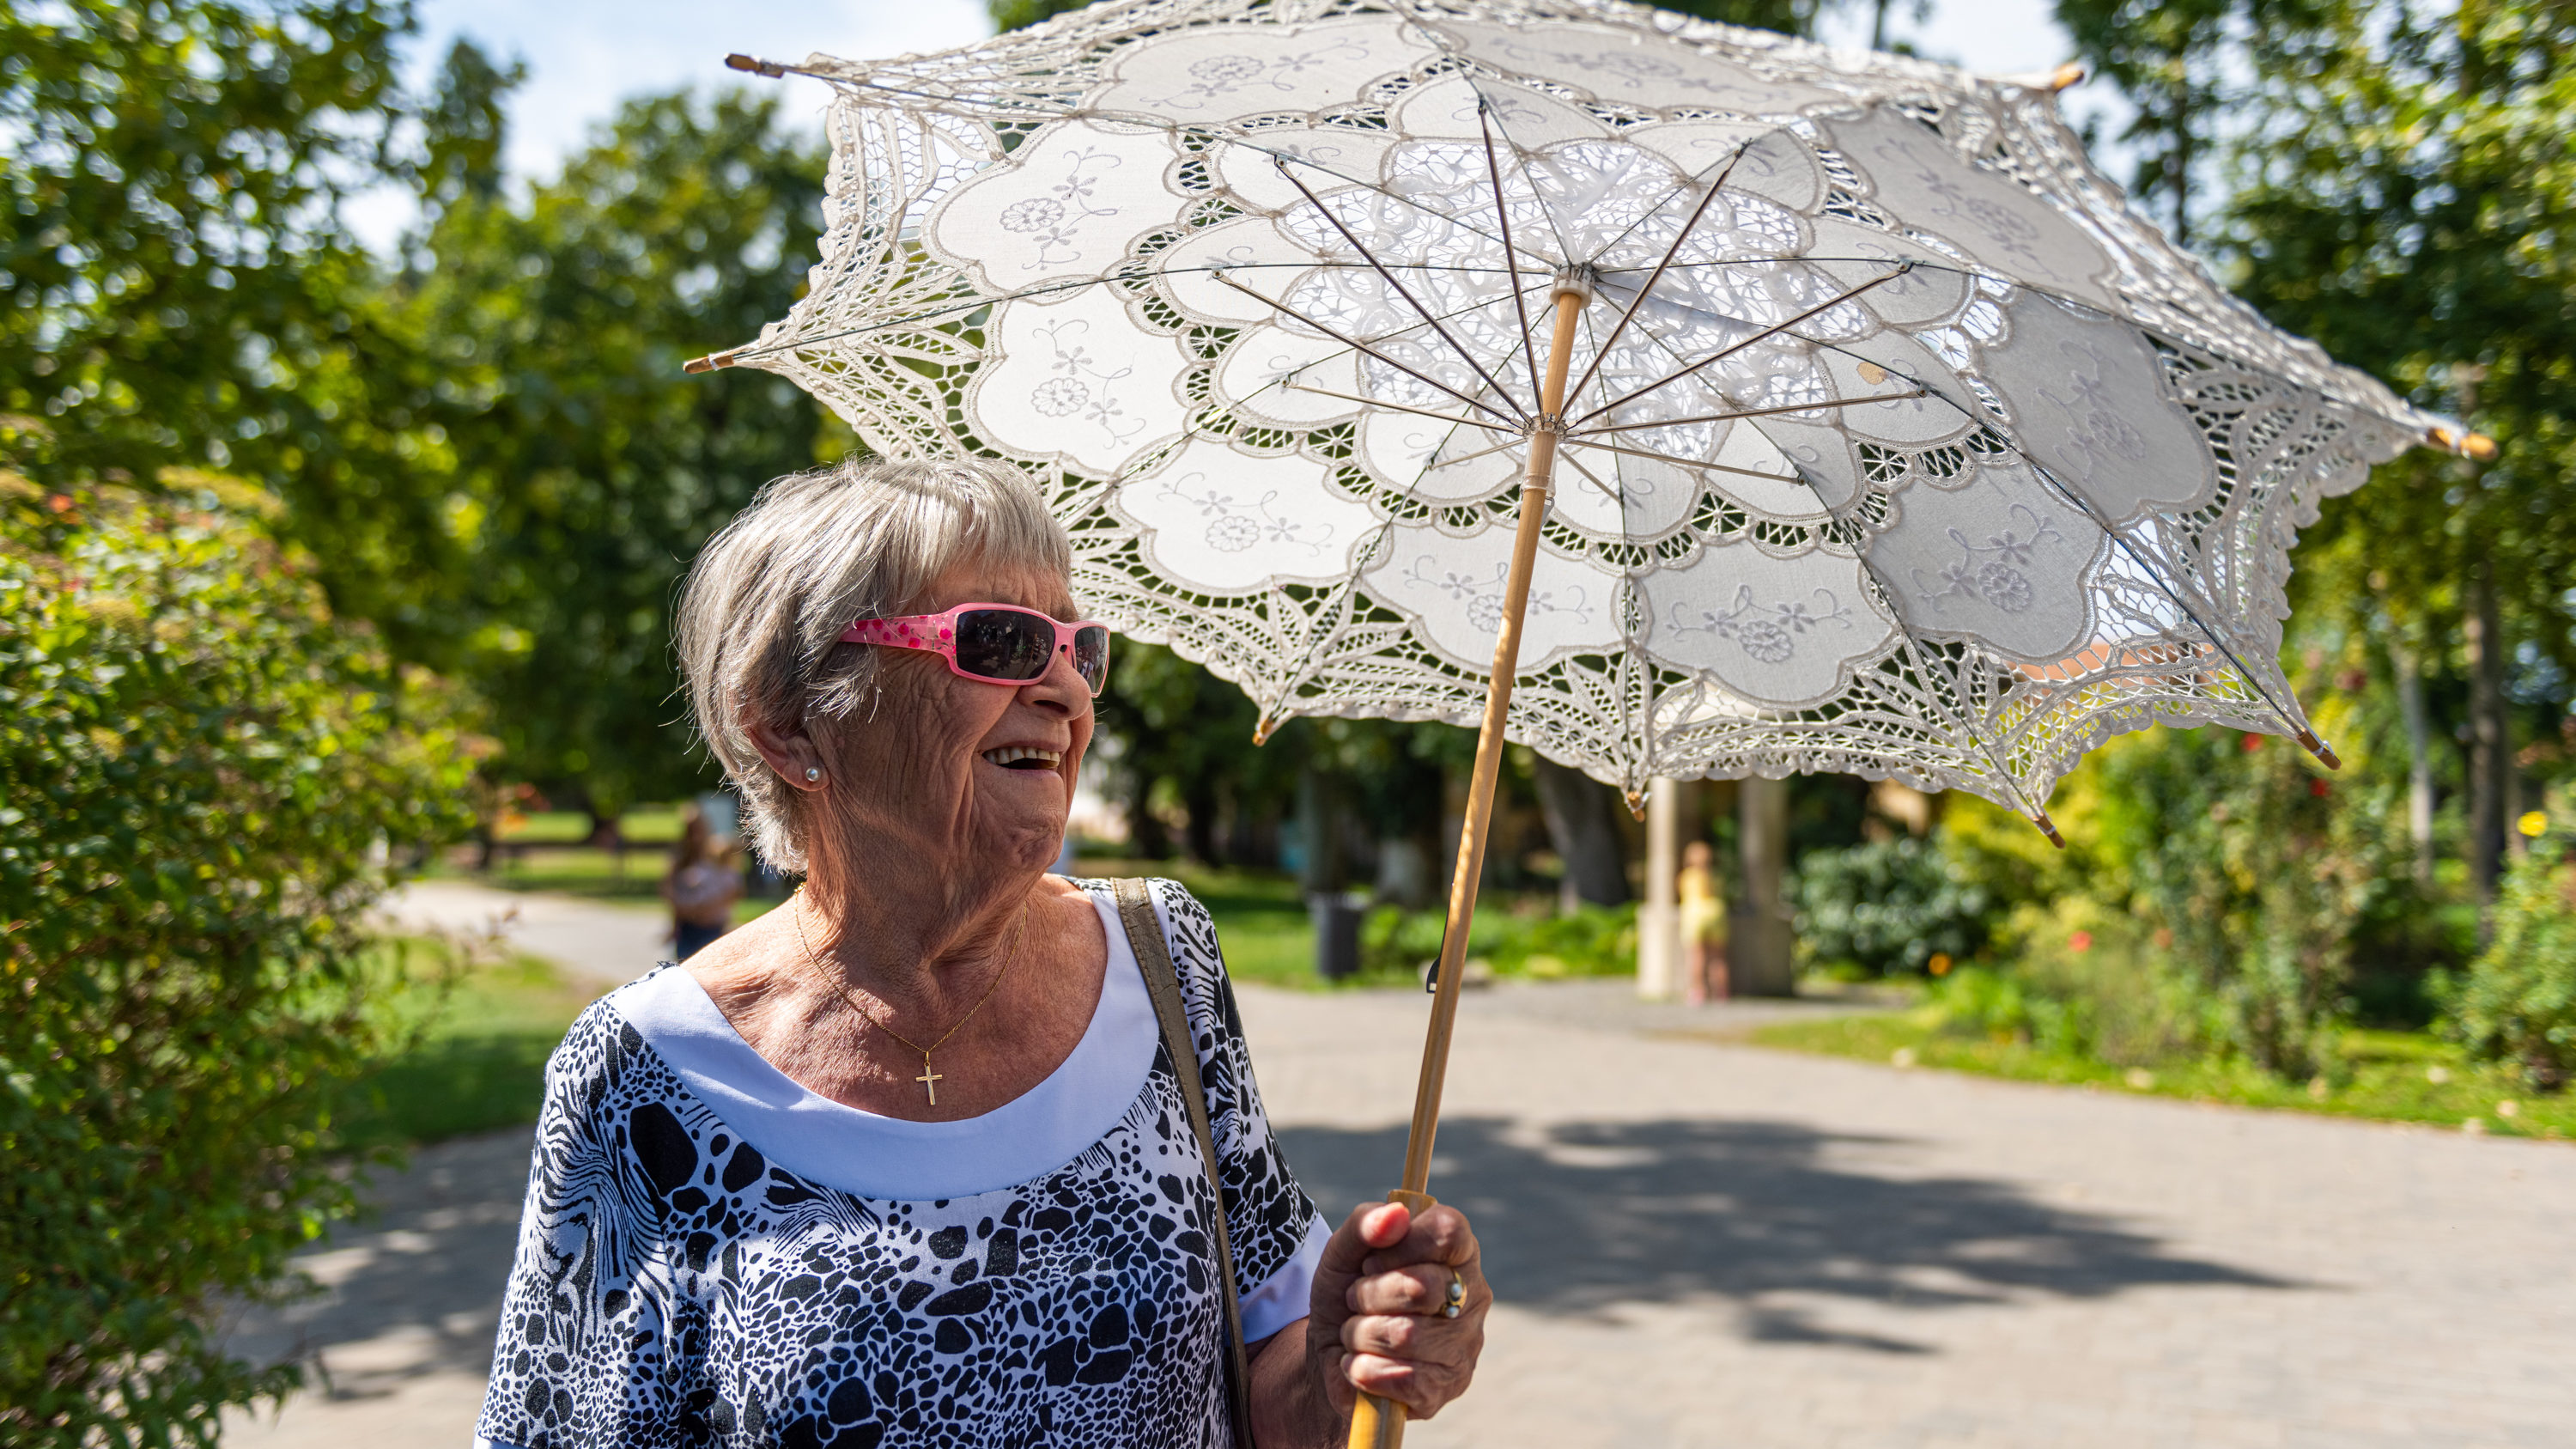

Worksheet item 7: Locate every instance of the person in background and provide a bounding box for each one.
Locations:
[1679,838,1729,1005]
[660,803,743,959]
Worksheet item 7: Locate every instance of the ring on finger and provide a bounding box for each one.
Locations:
[1441,1269,1466,1319]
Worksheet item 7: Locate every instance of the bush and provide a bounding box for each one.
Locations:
[1980,898,2208,1065]
[2439,843,2576,1091]
[0,477,473,1445]
[2087,726,2394,1077]
[1793,835,1996,976]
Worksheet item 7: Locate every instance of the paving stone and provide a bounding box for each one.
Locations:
[224,884,2576,1448]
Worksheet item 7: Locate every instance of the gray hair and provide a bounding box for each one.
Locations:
[674,456,1072,873]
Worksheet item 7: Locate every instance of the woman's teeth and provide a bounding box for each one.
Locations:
[982,746,1063,770]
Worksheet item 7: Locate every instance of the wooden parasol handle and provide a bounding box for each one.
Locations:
[1346,280,1590,1449]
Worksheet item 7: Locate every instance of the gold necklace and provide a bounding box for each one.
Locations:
[790,890,1032,1107]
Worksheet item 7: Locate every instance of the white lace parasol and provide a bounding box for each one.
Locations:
[702,0,2467,828]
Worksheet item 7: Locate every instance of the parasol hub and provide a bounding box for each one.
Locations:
[1549,265,1598,308]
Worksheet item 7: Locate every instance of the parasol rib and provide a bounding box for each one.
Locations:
[1214,271,1522,429]
[1576,388,1932,435]
[1559,436,1811,487]
[1280,382,1520,435]
[1560,143,1750,410]
[1478,99,1547,414]
[1576,265,1915,425]
[1856,374,2340,765]
[1425,435,1528,472]
[1276,158,1530,422]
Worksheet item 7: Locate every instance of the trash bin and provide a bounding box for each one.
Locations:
[1309,891,1369,981]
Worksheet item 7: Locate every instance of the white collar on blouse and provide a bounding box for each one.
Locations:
[605,883,1158,1200]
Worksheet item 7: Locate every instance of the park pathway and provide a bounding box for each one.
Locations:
[226,882,2576,1448]
[373,878,673,986]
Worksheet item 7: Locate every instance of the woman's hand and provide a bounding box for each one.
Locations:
[1305,1199,1489,1422]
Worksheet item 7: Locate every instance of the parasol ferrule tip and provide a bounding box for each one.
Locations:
[683,350,738,375]
[1624,790,1647,821]
[2049,61,2088,92]
[2033,810,2066,849]
[725,53,789,78]
[2428,423,2500,460]
[2297,729,2342,770]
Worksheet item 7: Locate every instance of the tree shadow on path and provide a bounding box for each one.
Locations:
[1279,1117,2296,1353]
[222,1129,533,1392]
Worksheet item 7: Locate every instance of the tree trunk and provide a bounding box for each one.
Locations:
[2390,629,2436,886]
[1297,768,1346,893]
[2468,562,2507,910]
[1126,776,1170,861]
[1733,776,1795,996]
[1532,757,1631,910]
[1183,775,1223,868]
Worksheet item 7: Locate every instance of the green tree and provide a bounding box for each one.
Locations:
[2050,0,2334,247]
[988,0,1093,30]
[0,2,510,655]
[0,461,474,1444]
[0,0,411,481]
[416,91,832,822]
[2224,0,2576,901]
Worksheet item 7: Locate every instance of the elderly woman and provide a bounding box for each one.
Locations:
[474,459,1488,1448]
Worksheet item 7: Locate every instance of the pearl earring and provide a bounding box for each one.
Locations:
[804,766,823,782]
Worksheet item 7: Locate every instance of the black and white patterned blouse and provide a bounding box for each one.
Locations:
[473,879,1327,1449]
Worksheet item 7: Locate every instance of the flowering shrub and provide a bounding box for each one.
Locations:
[2439,843,2576,1091]
[2078,725,2402,1077]
[0,478,473,1444]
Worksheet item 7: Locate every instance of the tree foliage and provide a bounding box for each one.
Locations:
[0,459,474,1445]
[0,2,517,655]
[2050,0,2341,245]
[1794,835,1995,977]
[2227,0,2576,661]
[412,90,831,818]
[2441,843,2576,1090]
[0,0,410,480]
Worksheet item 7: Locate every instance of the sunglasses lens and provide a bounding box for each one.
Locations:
[954,609,1053,683]
[1072,625,1110,692]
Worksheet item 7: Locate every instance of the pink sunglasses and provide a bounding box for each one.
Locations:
[841,603,1112,696]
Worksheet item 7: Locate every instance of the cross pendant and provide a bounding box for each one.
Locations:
[916,1058,943,1106]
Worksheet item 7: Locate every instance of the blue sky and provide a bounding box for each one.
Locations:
[400,0,2115,186]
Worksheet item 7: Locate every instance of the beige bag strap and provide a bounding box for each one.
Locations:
[1114,877,1257,1449]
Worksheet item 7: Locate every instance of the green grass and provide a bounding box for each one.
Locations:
[466,845,671,899]
[1753,1009,2576,1141]
[1074,860,1356,989]
[334,943,605,1154]
[430,848,1564,1000]
[495,807,686,845]
[1074,860,1572,991]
